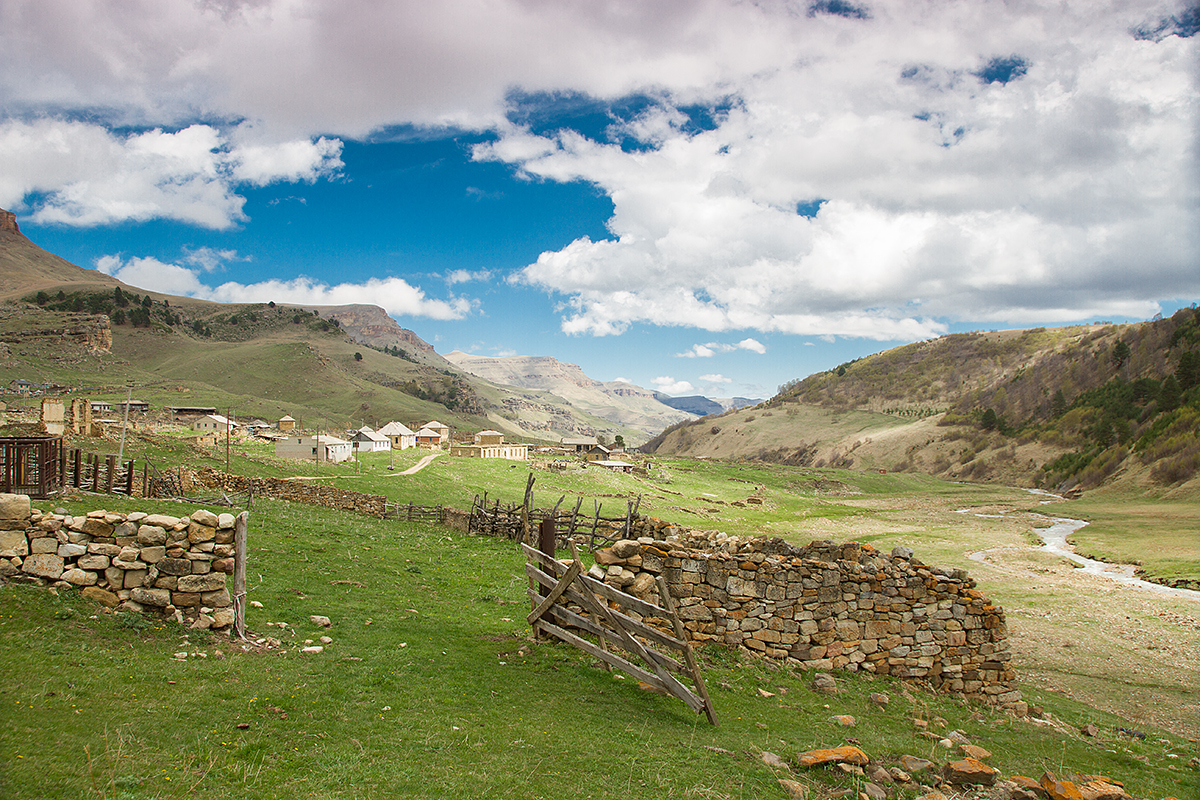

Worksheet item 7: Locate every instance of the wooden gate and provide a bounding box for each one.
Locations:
[522,538,718,725]
[0,436,60,498]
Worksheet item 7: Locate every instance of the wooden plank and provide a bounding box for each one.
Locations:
[523,563,687,656]
[657,575,718,726]
[526,558,581,624]
[524,588,690,676]
[533,620,704,714]
[232,511,248,639]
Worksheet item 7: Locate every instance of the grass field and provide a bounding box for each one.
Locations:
[2,495,1197,800]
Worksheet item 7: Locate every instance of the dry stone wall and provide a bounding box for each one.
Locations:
[0,492,237,631]
[588,527,1024,713]
[190,468,387,516]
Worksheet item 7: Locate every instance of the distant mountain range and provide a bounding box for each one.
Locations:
[653,394,761,416]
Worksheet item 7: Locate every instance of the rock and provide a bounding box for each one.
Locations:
[82,585,119,607]
[187,522,216,544]
[960,744,992,761]
[947,729,971,745]
[611,539,640,558]
[1076,779,1129,800]
[869,766,893,785]
[914,791,947,800]
[594,549,624,566]
[130,587,171,607]
[61,568,98,586]
[891,546,913,560]
[191,509,219,528]
[211,607,235,628]
[869,692,889,708]
[0,493,32,520]
[176,573,226,593]
[899,756,935,774]
[943,757,998,786]
[21,553,64,579]
[136,525,168,546]
[0,530,29,558]
[310,615,332,628]
[629,572,656,596]
[778,779,808,800]
[761,751,791,771]
[797,746,869,768]
[1039,772,1083,800]
[812,673,839,695]
[831,715,856,727]
[300,645,324,655]
[862,782,887,800]
[217,513,235,529]
[1010,776,1049,799]
[888,768,912,783]
[1080,723,1099,737]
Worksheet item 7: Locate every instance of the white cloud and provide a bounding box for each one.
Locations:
[1,0,1195,340]
[612,376,631,384]
[94,253,472,320]
[446,269,492,285]
[677,338,768,357]
[0,119,341,228]
[699,373,732,384]
[182,246,246,272]
[652,376,696,395]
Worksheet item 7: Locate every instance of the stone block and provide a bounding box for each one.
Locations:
[201,588,232,608]
[130,587,171,607]
[62,568,99,586]
[156,557,192,576]
[191,509,219,528]
[0,493,31,520]
[30,537,59,555]
[177,573,227,593]
[0,530,29,558]
[58,542,88,558]
[187,522,216,544]
[123,569,148,589]
[140,546,166,564]
[77,554,110,570]
[23,553,64,579]
[136,525,167,546]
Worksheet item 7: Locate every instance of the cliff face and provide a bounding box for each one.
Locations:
[0,209,18,234]
[0,307,113,357]
[307,304,438,358]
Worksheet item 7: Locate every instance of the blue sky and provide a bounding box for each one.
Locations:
[2,1,1197,401]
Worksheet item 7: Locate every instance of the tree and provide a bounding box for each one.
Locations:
[141,295,152,308]
[111,309,126,325]
[1160,375,1182,412]
[1177,350,1200,391]
[354,352,363,361]
[614,434,625,449]
[980,408,998,430]
[35,291,48,305]
[1112,340,1131,367]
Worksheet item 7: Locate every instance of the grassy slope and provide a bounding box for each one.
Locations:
[2,493,1196,800]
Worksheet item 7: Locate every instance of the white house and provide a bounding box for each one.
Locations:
[193,414,237,432]
[415,427,442,448]
[274,434,353,463]
[377,421,416,450]
[450,430,528,460]
[350,427,391,453]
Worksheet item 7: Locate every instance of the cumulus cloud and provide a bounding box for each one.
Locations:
[699,373,732,384]
[95,253,472,320]
[677,339,768,357]
[1,0,1195,341]
[0,119,342,228]
[652,376,696,395]
[445,269,493,285]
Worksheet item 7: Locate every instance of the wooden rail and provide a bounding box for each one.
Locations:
[522,538,717,725]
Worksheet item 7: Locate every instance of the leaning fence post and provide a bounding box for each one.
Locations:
[232,511,249,639]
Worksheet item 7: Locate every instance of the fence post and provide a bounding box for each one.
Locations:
[232,511,248,639]
[105,455,116,493]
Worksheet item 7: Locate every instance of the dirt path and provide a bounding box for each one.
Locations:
[391,452,441,475]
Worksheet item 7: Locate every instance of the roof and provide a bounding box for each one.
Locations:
[197,414,237,427]
[377,421,415,436]
[352,430,389,443]
[312,434,349,445]
[415,427,439,437]
[477,429,502,436]
[561,436,598,445]
[424,420,448,429]
[279,415,296,421]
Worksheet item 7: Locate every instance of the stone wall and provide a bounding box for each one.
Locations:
[0,492,238,631]
[189,468,388,516]
[588,531,1024,713]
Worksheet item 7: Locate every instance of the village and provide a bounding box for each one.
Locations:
[0,388,639,473]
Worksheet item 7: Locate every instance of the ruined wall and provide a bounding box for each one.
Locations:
[588,533,1024,712]
[0,493,237,631]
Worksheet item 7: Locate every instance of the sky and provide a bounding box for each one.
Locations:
[1,0,1197,401]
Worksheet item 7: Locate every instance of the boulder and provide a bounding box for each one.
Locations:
[797,746,869,768]
[130,587,171,607]
[81,586,119,608]
[943,758,998,786]
[21,553,64,579]
[0,493,31,520]
[0,530,29,558]
[1040,773,1083,800]
[191,509,220,528]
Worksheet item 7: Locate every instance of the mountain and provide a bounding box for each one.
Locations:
[443,351,695,436]
[644,317,1200,496]
[0,211,662,444]
[0,209,119,300]
[654,394,762,416]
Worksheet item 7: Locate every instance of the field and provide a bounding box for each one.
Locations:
[1,442,1198,798]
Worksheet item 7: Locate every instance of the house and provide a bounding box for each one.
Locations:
[422,420,450,443]
[414,427,443,448]
[591,459,633,473]
[90,400,112,415]
[376,421,416,450]
[350,427,391,453]
[584,444,611,463]
[114,400,150,415]
[450,430,528,460]
[193,414,237,432]
[278,415,297,431]
[274,434,352,463]
[167,406,218,422]
[561,436,599,453]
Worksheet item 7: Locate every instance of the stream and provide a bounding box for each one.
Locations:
[963,493,1200,601]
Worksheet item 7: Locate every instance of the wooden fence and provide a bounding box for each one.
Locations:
[0,437,61,498]
[61,447,141,497]
[469,477,642,548]
[383,501,445,523]
[522,530,717,725]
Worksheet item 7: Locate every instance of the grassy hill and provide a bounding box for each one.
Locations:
[645,313,1200,499]
[0,221,654,444]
